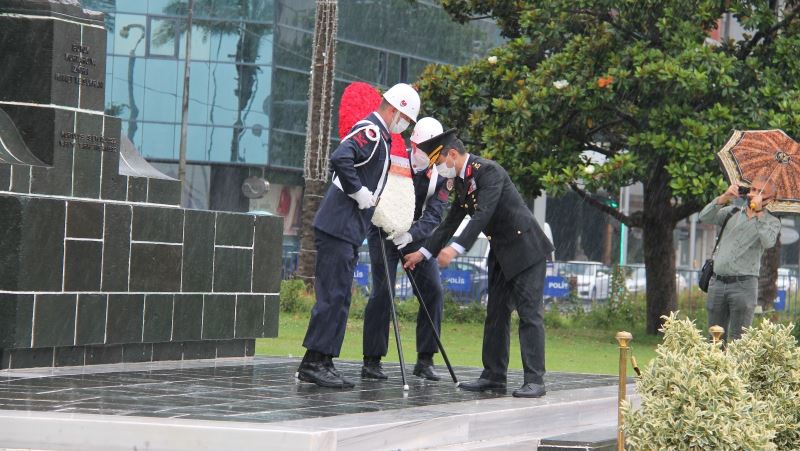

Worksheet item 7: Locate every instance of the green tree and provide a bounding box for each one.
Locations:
[417,0,800,334]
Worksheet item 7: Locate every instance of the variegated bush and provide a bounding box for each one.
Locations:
[621,313,776,450]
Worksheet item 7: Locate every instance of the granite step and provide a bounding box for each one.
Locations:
[420,423,617,450]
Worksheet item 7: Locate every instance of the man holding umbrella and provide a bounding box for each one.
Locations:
[707,128,800,342]
[699,177,780,341]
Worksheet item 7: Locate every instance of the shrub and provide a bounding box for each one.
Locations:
[544,305,570,329]
[728,320,800,449]
[442,295,487,324]
[575,266,646,331]
[395,298,421,322]
[279,279,315,313]
[622,313,776,450]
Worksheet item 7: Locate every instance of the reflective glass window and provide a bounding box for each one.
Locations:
[113,14,147,57]
[181,125,209,162]
[269,130,305,168]
[108,55,145,139]
[178,23,212,61]
[143,59,179,122]
[148,17,179,58]
[399,57,409,83]
[205,62,240,128]
[185,61,211,124]
[270,68,308,134]
[273,26,312,71]
[140,122,177,159]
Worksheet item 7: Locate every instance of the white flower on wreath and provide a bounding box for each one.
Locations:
[487,56,498,65]
[371,174,415,240]
[553,79,569,90]
[584,164,595,175]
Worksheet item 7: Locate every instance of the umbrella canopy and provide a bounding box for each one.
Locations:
[717,129,800,215]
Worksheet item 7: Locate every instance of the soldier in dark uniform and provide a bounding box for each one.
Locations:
[362,118,449,381]
[404,130,554,398]
[297,83,420,388]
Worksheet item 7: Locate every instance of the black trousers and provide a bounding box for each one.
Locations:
[363,226,443,357]
[481,253,546,385]
[302,228,360,357]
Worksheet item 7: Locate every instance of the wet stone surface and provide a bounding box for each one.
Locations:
[0,357,619,423]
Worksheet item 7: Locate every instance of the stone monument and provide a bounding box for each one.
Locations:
[0,0,282,368]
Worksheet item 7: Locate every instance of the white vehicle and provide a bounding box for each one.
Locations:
[555,261,610,300]
[625,265,688,294]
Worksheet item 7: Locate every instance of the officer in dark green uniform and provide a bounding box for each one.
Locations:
[404,130,553,398]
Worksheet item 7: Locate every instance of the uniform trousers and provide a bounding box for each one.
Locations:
[481,252,546,385]
[302,228,360,357]
[363,227,443,357]
[706,275,758,342]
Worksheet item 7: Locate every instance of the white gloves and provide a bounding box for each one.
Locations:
[349,186,376,210]
[392,232,413,249]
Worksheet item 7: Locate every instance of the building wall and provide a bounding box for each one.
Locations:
[84,0,501,218]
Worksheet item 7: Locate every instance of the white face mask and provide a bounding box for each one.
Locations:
[389,111,410,134]
[436,154,457,178]
[410,147,430,173]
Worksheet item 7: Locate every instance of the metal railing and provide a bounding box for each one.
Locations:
[280,250,799,321]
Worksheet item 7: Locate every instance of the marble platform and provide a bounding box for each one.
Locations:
[0,356,635,450]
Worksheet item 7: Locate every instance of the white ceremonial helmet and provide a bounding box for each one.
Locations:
[383,83,420,122]
[410,117,443,144]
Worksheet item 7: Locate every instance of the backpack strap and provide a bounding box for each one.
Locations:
[712,207,740,257]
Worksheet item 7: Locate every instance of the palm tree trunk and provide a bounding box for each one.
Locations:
[296,0,338,287]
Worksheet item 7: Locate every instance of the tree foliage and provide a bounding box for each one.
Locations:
[417,0,800,333]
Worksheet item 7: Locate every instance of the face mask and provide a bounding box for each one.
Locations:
[436,154,457,178]
[389,111,410,134]
[410,147,430,173]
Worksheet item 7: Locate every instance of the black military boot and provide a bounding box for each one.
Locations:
[323,355,355,388]
[413,353,441,381]
[296,351,354,388]
[361,356,388,380]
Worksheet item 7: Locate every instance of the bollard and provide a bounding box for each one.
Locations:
[709,325,724,347]
[615,331,632,451]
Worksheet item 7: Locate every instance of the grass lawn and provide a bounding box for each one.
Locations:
[256,312,661,375]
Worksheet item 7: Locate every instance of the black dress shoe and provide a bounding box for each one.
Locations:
[361,357,388,380]
[413,362,441,381]
[323,357,355,388]
[296,361,354,388]
[458,378,506,392]
[512,383,546,398]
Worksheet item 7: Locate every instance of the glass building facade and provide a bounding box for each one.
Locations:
[84,0,500,237]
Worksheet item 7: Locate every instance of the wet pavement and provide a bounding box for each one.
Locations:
[0,357,620,424]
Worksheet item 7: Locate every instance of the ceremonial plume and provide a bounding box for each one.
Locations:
[338,82,415,238]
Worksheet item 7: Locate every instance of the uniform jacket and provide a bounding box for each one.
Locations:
[403,166,449,253]
[425,155,554,280]
[314,113,391,246]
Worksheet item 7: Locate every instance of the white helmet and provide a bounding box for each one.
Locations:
[410,117,443,144]
[383,83,420,122]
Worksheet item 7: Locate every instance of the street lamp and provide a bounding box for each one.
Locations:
[120,23,145,142]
